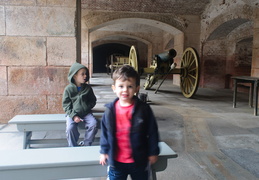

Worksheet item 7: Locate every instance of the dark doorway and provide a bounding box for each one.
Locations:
[93,43,130,73]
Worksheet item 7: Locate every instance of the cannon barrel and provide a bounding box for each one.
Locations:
[155,49,177,62]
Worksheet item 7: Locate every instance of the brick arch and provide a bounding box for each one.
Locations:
[91,33,153,66]
[82,12,185,34]
[228,21,253,44]
[91,33,152,47]
[225,22,254,78]
[82,12,185,74]
[202,4,253,41]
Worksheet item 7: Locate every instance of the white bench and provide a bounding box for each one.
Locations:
[0,142,177,180]
[8,113,104,149]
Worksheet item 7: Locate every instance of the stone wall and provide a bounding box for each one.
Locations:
[0,0,77,123]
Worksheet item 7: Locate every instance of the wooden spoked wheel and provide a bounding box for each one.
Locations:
[110,55,114,78]
[180,47,200,98]
[128,46,138,72]
[144,74,157,90]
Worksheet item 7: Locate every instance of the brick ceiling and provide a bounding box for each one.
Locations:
[81,0,211,15]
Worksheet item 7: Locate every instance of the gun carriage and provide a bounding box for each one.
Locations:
[106,48,138,77]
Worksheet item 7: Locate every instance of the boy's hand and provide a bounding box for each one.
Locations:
[100,154,109,166]
[73,116,83,123]
[148,155,158,165]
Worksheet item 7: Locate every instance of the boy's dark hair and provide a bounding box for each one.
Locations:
[112,65,140,86]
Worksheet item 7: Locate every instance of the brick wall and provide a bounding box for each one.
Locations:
[81,0,208,14]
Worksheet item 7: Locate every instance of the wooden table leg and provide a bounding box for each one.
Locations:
[151,169,157,180]
[233,79,237,108]
[254,81,258,116]
[23,131,32,149]
[249,83,254,108]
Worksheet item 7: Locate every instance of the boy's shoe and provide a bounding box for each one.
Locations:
[78,141,84,146]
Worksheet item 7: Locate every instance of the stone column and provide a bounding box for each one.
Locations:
[81,26,90,72]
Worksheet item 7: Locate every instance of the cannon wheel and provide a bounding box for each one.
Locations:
[144,74,156,90]
[180,47,200,98]
[128,46,138,72]
[110,55,114,78]
[106,56,111,75]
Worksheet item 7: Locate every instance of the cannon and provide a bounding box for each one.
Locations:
[128,46,200,98]
[106,49,138,77]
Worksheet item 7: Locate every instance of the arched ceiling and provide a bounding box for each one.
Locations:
[207,19,250,41]
[89,18,182,49]
[83,0,258,53]
[89,18,182,35]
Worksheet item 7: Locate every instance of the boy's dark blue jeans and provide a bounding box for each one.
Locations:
[108,161,149,180]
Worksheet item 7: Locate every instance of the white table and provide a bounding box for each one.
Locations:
[0,142,177,180]
[9,113,103,149]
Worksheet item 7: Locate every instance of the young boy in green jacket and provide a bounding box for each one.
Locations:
[62,62,97,147]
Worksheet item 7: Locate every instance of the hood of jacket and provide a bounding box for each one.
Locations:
[68,62,89,83]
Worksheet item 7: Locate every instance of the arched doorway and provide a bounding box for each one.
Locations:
[93,43,130,73]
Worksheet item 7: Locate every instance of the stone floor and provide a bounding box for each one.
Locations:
[0,73,259,180]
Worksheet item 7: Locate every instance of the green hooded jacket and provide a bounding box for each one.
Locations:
[62,62,96,119]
